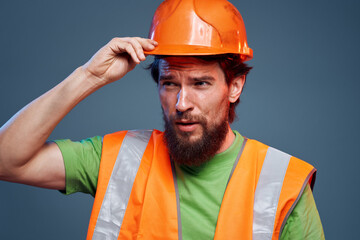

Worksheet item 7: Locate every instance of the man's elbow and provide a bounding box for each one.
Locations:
[0,153,28,182]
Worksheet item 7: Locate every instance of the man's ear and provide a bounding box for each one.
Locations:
[228,75,245,103]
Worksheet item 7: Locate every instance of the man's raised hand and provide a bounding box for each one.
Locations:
[83,37,158,87]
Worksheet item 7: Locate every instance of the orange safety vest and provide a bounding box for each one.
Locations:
[86,130,316,240]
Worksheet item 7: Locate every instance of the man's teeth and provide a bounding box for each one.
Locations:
[179,122,194,125]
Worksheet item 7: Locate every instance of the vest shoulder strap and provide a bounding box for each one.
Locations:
[214,139,315,240]
[87,130,153,240]
[250,139,316,240]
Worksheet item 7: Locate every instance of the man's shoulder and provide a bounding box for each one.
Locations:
[243,136,316,188]
[104,129,163,136]
[102,129,164,146]
[243,137,308,163]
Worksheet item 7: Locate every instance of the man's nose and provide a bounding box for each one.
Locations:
[176,87,194,113]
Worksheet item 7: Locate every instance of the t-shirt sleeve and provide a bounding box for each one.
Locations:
[280,184,325,240]
[54,136,102,197]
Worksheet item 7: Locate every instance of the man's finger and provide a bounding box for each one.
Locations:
[125,38,146,61]
[107,38,138,64]
[123,43,141,64]
[135,37,158,51]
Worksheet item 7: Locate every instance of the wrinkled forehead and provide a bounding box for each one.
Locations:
[158,57,220,73]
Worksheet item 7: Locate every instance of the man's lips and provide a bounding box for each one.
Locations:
[175,121,199,132]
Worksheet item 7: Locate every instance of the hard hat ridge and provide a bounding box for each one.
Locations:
[145,0,253,61]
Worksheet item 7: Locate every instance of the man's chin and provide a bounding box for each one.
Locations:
[163,111,229,166]
[174,128,203,142]
[165,123,228,166]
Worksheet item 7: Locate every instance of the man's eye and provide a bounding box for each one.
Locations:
[162,81,176,87]
[195,81,209,86]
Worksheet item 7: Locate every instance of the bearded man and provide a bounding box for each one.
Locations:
[0,0,324,239]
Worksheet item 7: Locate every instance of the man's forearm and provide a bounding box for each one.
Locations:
[0,37,156,185]
[0,66,99,178]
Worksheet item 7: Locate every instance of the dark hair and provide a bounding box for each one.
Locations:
[148,54,252,123]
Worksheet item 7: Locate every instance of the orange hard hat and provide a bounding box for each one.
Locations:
[144,0,253,61]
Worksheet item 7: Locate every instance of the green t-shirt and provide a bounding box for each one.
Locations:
[174,131,244,239]
[54,131,324,239]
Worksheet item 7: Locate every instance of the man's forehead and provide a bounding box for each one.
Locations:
[158,56,220,73]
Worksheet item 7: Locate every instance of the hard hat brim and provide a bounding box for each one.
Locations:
[144,45,253,61]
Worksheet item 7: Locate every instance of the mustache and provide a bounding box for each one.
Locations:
[170,112,206,123]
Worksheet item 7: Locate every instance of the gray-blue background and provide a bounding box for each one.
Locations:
[1,0,359,239]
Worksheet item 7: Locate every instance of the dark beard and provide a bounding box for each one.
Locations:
[163,111,229,166]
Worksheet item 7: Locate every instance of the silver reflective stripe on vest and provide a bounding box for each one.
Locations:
[170,160,183,240]
[92,130,152,240]
[253,147,291,240]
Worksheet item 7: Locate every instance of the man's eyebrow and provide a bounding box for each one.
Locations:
[159,75,174,81]
[190,76,215,81]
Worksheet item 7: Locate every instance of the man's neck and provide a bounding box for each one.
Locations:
[216,125,235,154]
